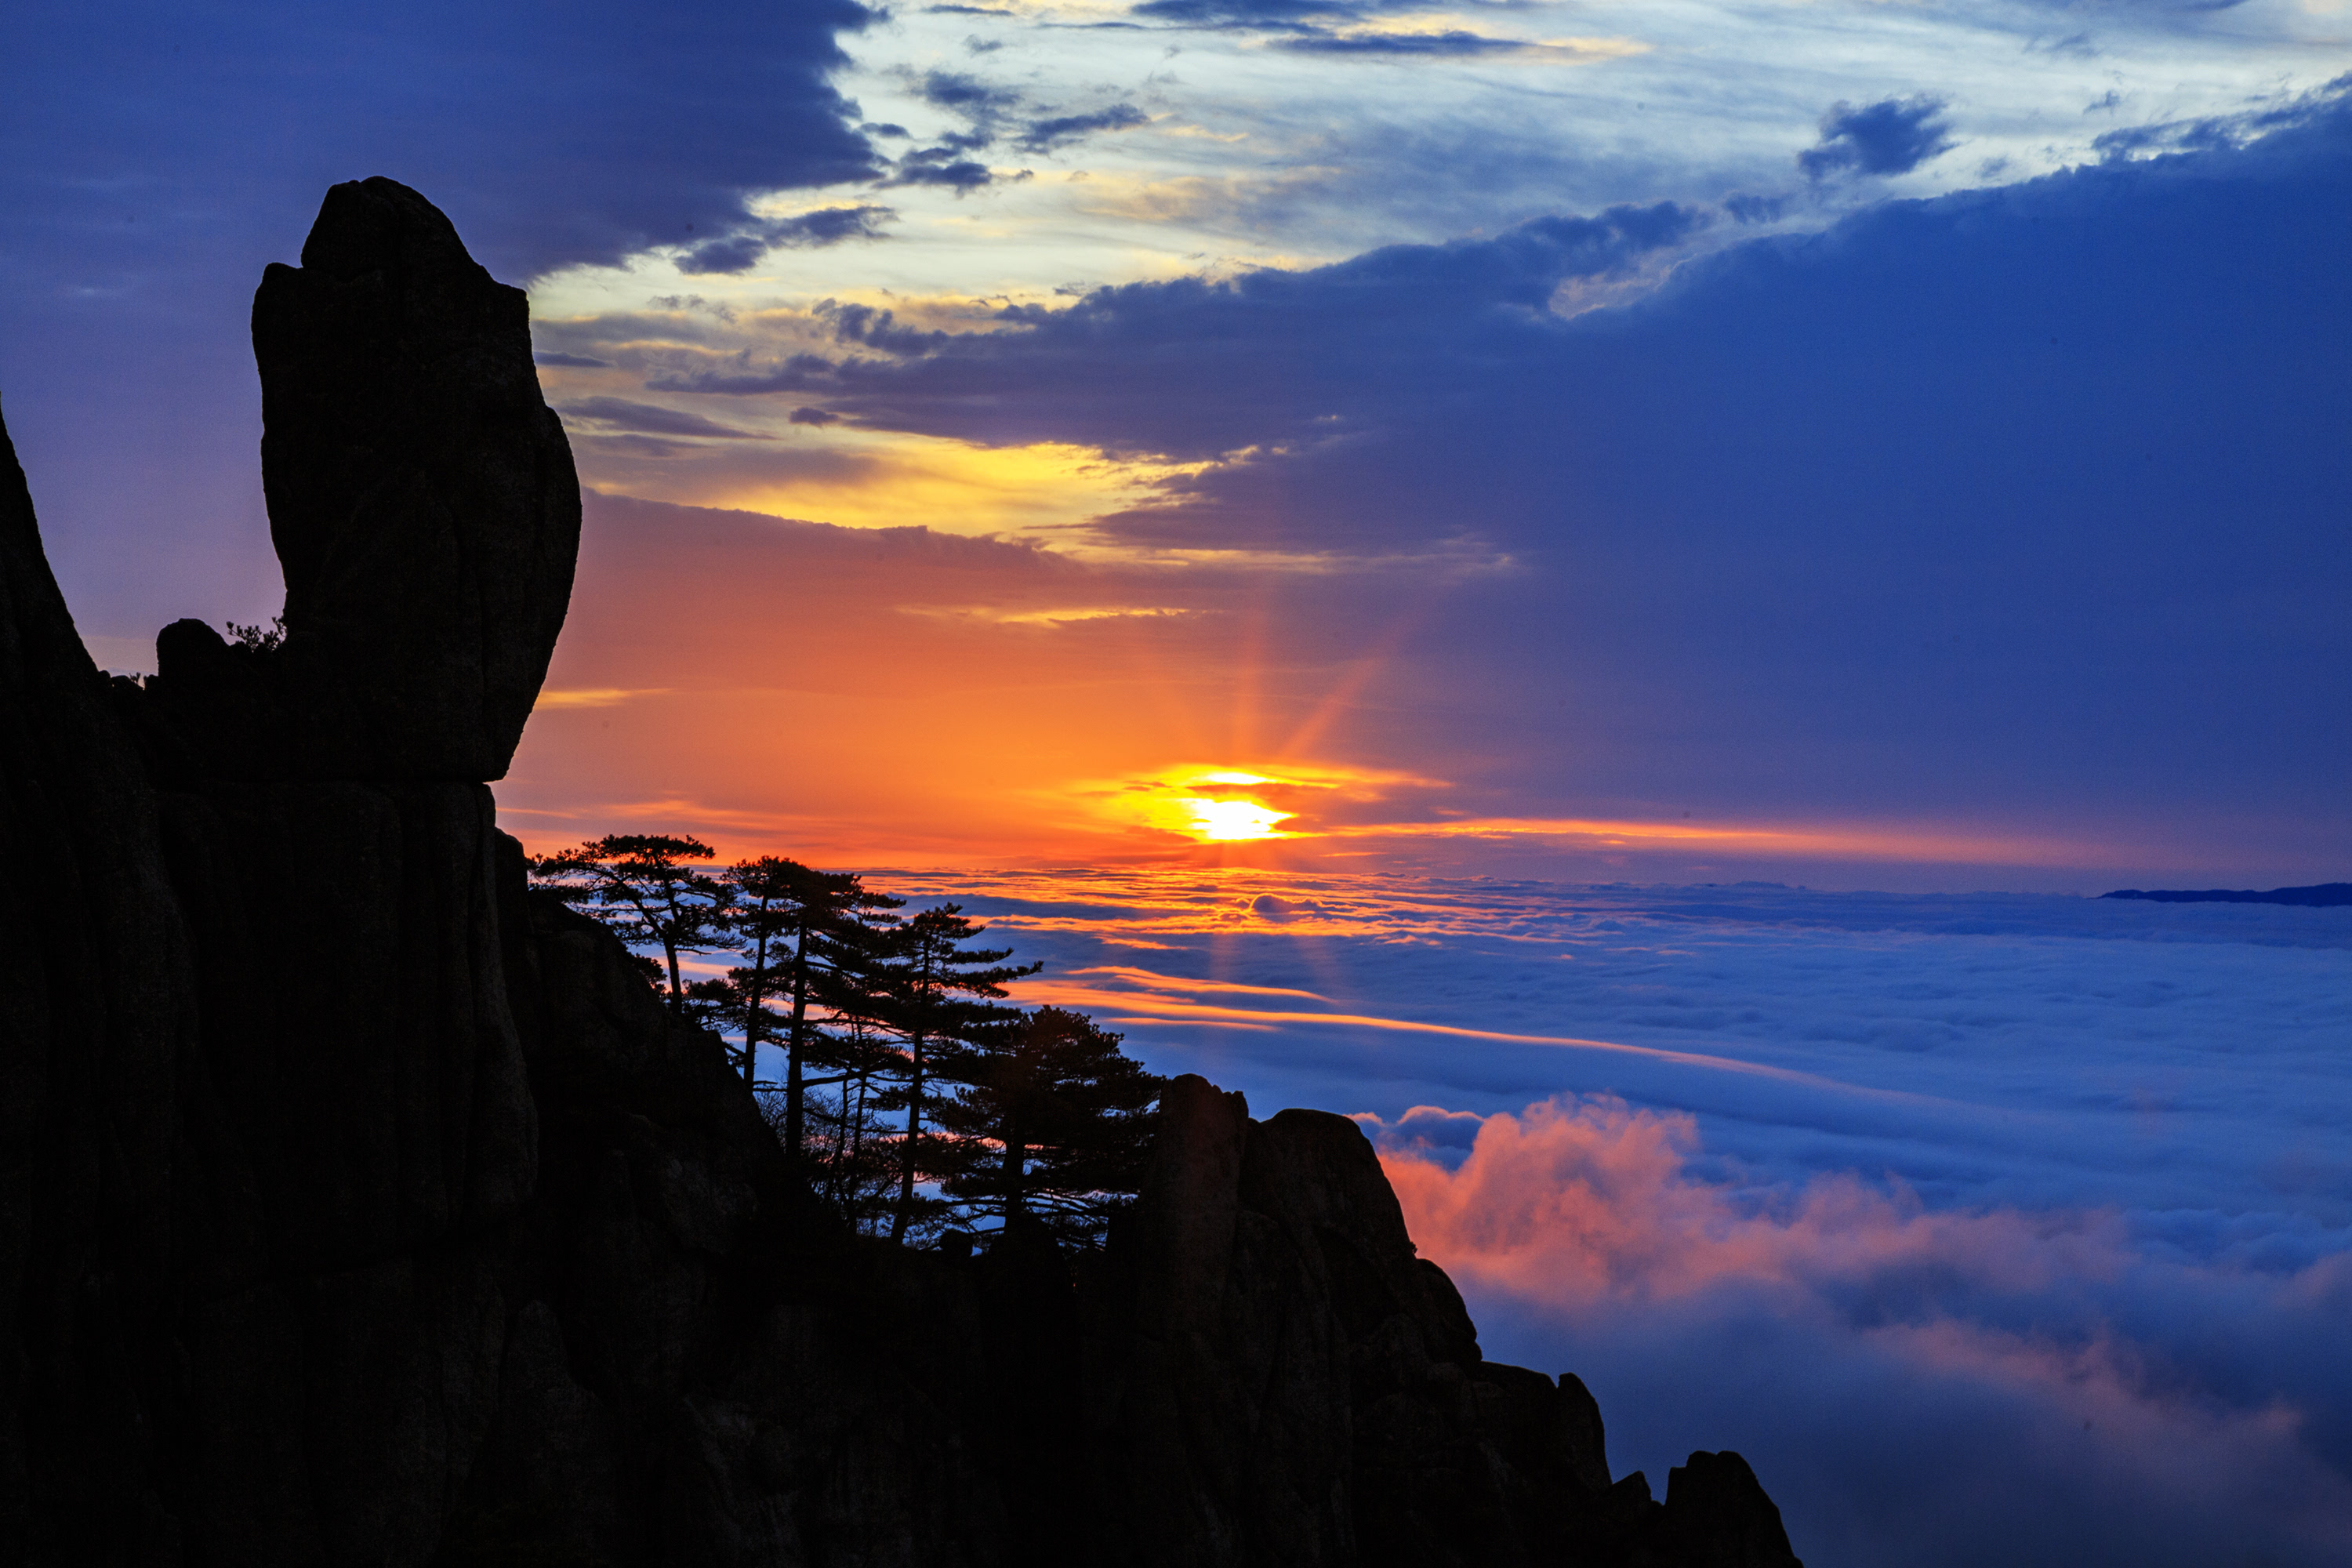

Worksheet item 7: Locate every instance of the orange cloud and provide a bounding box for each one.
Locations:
[1368,1094,2352,1545]
[1062,965,1332,1002]
[1378,1094,2117,1304]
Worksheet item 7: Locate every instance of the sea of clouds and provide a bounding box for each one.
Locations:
[857,871,2352,1567]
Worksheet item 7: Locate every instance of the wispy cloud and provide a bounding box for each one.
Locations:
[532,687,672,710]
[1014,970,1974,1107]
[554,397,773,441]
[673,205,898,274]
[1065,964,1330,1000]
[1270,28,1647,62]
[901,603,1198,625]
[1015,103,1151,154]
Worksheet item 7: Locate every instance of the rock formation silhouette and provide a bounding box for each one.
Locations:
[0,178,1802,1566]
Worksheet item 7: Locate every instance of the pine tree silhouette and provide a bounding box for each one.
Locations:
[871,905,1038,1245]
[932,1007,1164,1247]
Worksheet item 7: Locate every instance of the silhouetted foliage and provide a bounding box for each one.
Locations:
[868,905,1040,1244]
[223,615,288,652]
[714,857,803,1087]
[931,1007,1164,1247]
[796,1049,904,1237]
[681,973,738,1036]
[528,833,1169,1247]
[806,896,920,1230]
[527,834,733,1017]
[710,857,904,1160]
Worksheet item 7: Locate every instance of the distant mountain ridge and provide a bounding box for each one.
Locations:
[2101,883,2352,907]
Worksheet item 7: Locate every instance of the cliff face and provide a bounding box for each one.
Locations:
[4,176,564,1567]
[0,179,1801,1568]
[1090,1079,1797,1568]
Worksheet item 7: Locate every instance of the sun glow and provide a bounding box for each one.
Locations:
[1080,765,1314,844]
[1069,762,1439,847]
[1183,797,1294,841]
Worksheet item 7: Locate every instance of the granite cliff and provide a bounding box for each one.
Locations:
[0,178,1802,1567]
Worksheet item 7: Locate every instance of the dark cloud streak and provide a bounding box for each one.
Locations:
[675,205,898,275]
[1798,96,1957,180]
[918,69,1025,116]
[554,397,774,440]
[1128,0,1462,24]
[648,200,1711,452]
[886,151,1004,191]
[893,72,1149,179]
[1014,104,1150,154]
[1273,30,1548,57]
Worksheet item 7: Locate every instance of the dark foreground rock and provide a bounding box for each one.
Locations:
[1087,1076,1796,1567]
[147,175,579,782]
[0,179,1800,1567]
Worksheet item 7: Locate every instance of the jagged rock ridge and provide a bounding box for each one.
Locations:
[0,178,1801,1566]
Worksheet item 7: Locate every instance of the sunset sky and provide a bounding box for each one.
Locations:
[6,0,2348,888]
[5,5,2351,1564]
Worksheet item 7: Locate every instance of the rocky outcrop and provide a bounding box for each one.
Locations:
[4,177,562,1568]
[1089,1076,1799,1567]
[0,179,1800,1567]
[147,176,579,782]
[2,378,207,1566]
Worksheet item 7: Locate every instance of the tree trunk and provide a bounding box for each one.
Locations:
[741,904,771,1085]
[784,923,811,1163]
[889,949,938,1244]
[841,1068,869,1215]
[889,1033,923,1244]
[1001,1114,1026,1231]
[659,883,685,1018]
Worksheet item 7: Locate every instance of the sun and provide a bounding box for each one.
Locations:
[1076,765,1304,843]
[1181,797,1294,842]
[1075,760,1432,846]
